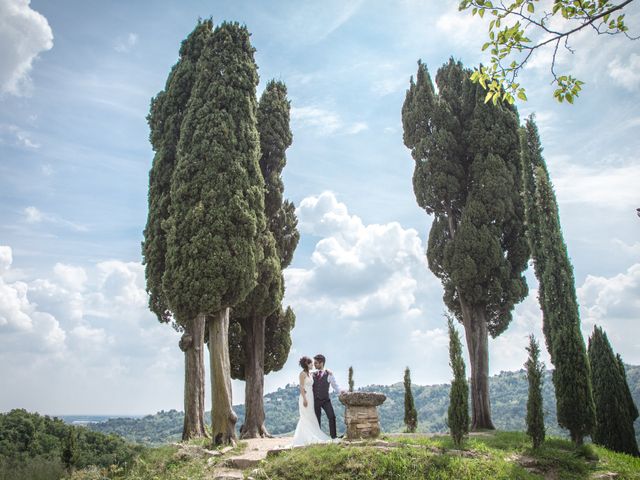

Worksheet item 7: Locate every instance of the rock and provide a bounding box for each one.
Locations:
[266,447,289,458]
[226,456,261,469]
[339,392,386,407]
[211,468,244,480]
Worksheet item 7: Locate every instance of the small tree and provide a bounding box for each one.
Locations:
[404,367,418,433]
[61,428,78,472]
[348,366,354,392]
[588,326,640,456]
[525,334,545,449]
[447,316,469,446]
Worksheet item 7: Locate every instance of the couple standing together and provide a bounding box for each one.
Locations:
[291,354,345,447]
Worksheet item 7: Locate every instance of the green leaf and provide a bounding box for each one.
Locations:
[527,2,535,13]
[517,90,527,101]
[566,93,574,104]
[479,8,485,17]
[485,90,494,103]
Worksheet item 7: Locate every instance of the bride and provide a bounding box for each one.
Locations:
[291,356,332,447]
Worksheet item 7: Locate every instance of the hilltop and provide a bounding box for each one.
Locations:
[87,365,640,445]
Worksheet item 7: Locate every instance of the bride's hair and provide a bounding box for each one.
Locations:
[299,356,312,372]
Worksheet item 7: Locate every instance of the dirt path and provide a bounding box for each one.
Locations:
[211,436,293,479]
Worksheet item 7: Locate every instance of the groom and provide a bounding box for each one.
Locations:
[312,354,344,439]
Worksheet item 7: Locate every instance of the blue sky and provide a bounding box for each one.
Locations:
[1,0,639,415]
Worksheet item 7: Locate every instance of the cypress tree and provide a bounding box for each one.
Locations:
[228,80,298,439]
[525,334,545,449]
[447,316,469,446]
[348,366,354,392]
[404,367,418,433]
[163,22,264,446]
[142,19,212,440]
[61,429,78,472]
[588,326,639,456]
[402,59,528,430]
[521,116,595,445]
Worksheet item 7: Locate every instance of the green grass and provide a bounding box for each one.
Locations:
[67,431,640,480]
[69,438,246,480]
[258,432,640,480]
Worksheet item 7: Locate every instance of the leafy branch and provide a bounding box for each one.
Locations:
[459,0,637,104]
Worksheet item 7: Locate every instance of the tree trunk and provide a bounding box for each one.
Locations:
[460,300,495,431]
[240,316,270,439]
[179,314,208,440]
[209,308,238,446]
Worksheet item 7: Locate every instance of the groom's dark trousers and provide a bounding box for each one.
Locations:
[314,399,337,438]
[312,370,337,438]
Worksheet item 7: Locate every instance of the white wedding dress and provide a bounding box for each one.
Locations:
[291,373,331,447]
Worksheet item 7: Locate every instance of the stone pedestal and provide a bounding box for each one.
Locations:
[338,392,386,439]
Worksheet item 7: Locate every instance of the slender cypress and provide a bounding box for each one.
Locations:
[142,19,212,440]
[402,59,528,430]
[447,316,470,446]
[525,334,545,449]
[521,116,595,445]
[228,81,298,439]
[348,366,355,392]
[404,367,418,433]
[164,22,264,446]
[588,326,639,456]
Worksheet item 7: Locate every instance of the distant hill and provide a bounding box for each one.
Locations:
[88,365,640,446]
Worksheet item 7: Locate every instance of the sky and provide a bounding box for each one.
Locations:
[1,0,639,416]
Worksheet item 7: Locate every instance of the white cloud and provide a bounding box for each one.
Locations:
[0,245,185,414]
[0,0,53,96]
[280,192,446,386]
[290,105,368,136]
[114,33,138,53]
[54,263,87,292]
[0,124,40,148]
[0,246,66,352]
[0,246,13,272]
[549,158,640,209]
[23,206,89,232]
[608,53,640,90]
[435,5,485,48]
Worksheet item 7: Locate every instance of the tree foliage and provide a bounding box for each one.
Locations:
[142,19,212,326]
[0,409,141,476]
[588,326,640,456]
[525,334,545,449]
[163,20,264,322]
[458,0,637,103]
[229,80,298,382]
[402,58,528,429]
[404,367,418,433]
[447,317,470,446]
[349,366,355,393]
[521,116,595,445]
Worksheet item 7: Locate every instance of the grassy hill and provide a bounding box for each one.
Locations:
[69,431,640,480]
[88,365,640,445]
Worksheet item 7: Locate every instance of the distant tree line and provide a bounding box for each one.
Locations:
[0,409,141,480]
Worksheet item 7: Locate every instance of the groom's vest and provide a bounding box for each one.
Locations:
[313,371,331,401]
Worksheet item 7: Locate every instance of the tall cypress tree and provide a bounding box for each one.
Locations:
[163,22,264,446]
[402,59,528,430]
[521,116,595,445]
[142,19,212,441]
[447,316,469,446]
[404,367,418,433]
[588,326,639,456]
[525,334,545,449]
[228,80,298,439]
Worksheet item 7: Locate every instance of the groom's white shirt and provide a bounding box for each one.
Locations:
[316,369,343,393]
